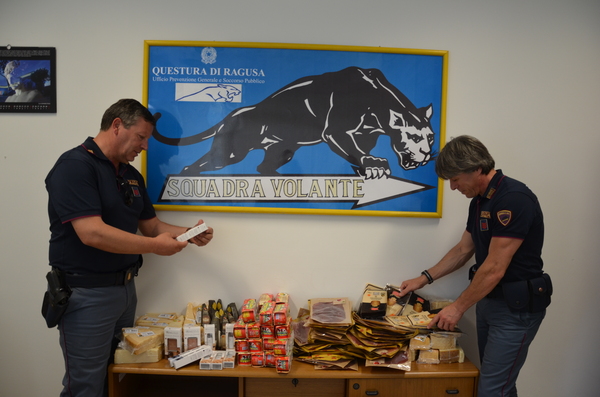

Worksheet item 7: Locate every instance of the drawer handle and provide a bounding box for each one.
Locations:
[366,391,379,396]
[292,378,299,387]
[446,390,459,394]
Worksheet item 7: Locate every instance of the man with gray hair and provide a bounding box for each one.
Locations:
[399,135,551,397]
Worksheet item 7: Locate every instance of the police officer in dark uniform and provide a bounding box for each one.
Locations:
[45,99,214,397]
[398,135,551,397]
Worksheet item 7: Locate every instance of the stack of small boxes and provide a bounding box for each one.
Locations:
[198,306,236,370]
[234,293,293,373]
[167,302,237,370]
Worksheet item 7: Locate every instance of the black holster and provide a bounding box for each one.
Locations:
[41,268,72,328]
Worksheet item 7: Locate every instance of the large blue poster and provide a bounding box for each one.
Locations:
[143,41,447,217]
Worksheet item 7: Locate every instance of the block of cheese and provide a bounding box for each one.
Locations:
[114,345,163,364]
[417,349,440,364]
[429,299,453,311]
[122,326,164,355]
[407,348,418,362]
[136,313,179,328]
[439,345,465,364]
[184,303,199,323]
[409,334,431,350]
[430,332,457,350]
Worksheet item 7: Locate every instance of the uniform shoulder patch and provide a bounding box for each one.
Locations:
[497,210,512,226]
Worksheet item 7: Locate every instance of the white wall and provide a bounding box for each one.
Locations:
[1,0,598,395]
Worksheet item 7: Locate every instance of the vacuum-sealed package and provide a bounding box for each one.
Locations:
[309,297,353,326]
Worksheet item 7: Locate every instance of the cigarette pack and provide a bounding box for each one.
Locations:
[168,345,212,369]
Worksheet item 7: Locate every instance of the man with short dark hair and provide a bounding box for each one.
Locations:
[45,99,214,397]
[399,135,551,397]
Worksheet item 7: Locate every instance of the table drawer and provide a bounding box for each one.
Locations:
[245,377,345,397]
[348,377,475,397]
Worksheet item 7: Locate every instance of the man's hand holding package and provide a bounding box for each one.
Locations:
[427,303,464,331]
[187,220,214,247]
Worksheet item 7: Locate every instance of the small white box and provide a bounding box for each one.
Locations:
[176,223,208,241]
[164,324,183,357]
[199,356,212,370]
[183,323,203,351]
[204,324,217,349]
[163,316,184,357]
[225,323,235,351]
[223,350,236,369]
[210,351,225,370]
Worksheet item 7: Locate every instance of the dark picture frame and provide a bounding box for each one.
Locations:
[0,46,56,113]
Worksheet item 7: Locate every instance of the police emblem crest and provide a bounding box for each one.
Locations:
[497,210,512,226]
[201,47,217,64]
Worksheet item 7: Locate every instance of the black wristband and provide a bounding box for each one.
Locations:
[421,270,434,284]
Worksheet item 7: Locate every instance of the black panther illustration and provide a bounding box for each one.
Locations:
[152,67,435,179]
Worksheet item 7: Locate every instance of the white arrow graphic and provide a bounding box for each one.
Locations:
[355,175,432,208]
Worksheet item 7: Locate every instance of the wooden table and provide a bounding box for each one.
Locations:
[109,358,479,397]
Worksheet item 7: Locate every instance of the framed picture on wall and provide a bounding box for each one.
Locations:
[143,41,448,217]
[0,46,56,113]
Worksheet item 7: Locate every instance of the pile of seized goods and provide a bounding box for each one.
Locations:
[113,284,463,372]
[115,298,241,370]
[114,293,294,373]
[293,284,463,371]
[233,292,293,373]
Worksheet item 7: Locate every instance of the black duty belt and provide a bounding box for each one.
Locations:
[486,285,504,300]
[484,273,553,313]
[61,263,140,288]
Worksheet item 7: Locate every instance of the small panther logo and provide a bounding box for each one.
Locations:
[176,84,241,102]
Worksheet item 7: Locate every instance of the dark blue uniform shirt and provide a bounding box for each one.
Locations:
[466,170,544,283]
[46,137,156,274]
